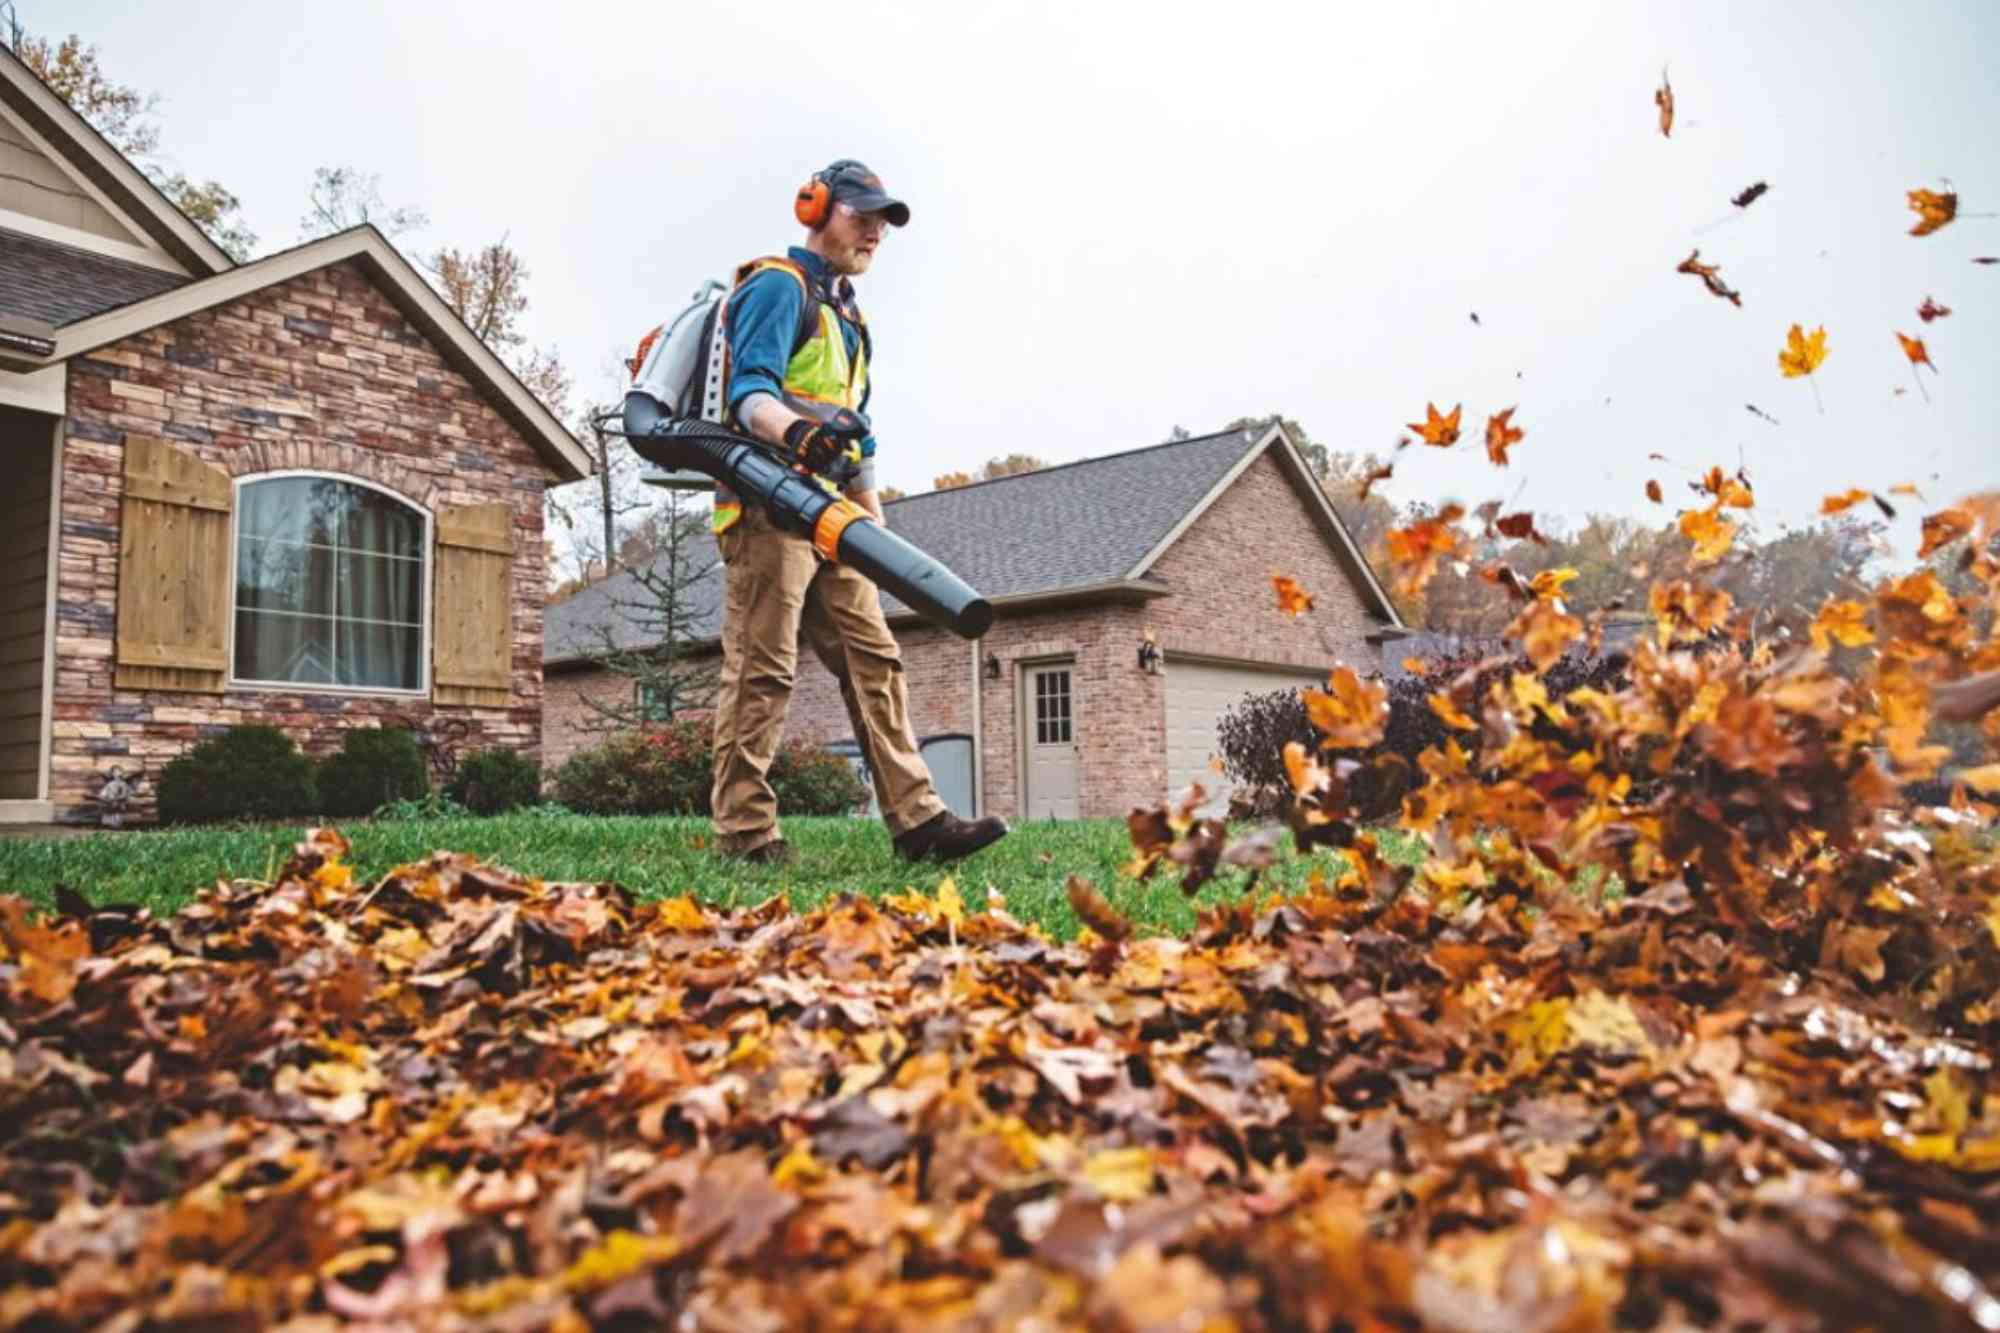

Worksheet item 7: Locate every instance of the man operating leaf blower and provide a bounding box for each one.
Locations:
[620,160,1008,866]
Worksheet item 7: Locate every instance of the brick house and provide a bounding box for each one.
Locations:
[0,48,590,823]
[545,423,1405,819]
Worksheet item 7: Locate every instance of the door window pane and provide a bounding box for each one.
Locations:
[1035,669,1071,744]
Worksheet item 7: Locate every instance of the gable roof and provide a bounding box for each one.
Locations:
[0,227,187,325]
[0,224,591,481]
[0,43,232,275]
[547,425,1401,665]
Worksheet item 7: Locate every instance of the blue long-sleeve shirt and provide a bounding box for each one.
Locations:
[725,246,876,488]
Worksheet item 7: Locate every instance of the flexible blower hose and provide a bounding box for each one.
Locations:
[621,393,994,639]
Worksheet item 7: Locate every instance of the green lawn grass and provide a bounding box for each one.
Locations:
[0,813,1421,938]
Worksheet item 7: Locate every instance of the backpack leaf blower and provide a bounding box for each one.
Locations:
[617,393,993,639]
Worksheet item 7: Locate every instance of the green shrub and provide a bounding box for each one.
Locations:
[770,738,868,815]
[316,727,429,819]
[550,722,865,817]
[446,747,542,814]
[551,722,711,816]
[156,725,317,825]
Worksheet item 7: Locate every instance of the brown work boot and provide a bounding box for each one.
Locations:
[893,812,1009,863]
[723,838,798,868]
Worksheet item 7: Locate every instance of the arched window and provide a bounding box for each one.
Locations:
[232,474,428,692]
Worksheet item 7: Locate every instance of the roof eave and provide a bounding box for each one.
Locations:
[18,226,591,481]
[0,46,232,275]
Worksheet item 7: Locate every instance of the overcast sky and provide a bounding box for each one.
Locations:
[49,0,2000,554]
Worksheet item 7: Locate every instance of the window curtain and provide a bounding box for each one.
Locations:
[234,477,424,690]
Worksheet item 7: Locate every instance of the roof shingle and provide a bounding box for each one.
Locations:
[0,227,189,326]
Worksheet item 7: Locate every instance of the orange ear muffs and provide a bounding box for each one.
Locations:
[794,174,832,229]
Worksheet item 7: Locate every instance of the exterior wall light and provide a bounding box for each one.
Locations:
[984,651,1001,680]
[1137,638,1161,674]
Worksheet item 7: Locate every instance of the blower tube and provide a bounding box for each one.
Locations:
[622,392,994,639]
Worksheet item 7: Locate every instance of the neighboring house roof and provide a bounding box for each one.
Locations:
[0,227,188,325]
[0,226,591,482]
[546,424,1402,667]
[0,43,233,275]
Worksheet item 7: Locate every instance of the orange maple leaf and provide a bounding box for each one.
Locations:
[1271,573,1315,618]
[1484,408,1523,466]
[1679,506,1737,565]
[1896,332,1934,369]
[1303,667,1389,750]
[1409,403,1462,447]
[1907,187,1958,237]
[1654,68,1674,138]
[1384,506,1464,596]
[1821,488,1872,516]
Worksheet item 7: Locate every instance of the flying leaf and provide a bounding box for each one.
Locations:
[1745,403,1781,426]
[1271,574,1315,618]
[1303,667,1390,749]
[1064,876,1131,941]
[1907,187,1958,237]
[1654,68,1674,138]
[1778,324,1828,377]
[1528,567,1578,601]
[1809,600,1874,653]
[1975,257,1999,265]
[1679,506,1737,564]
[1409,402,1462,447]
[1778,323,1828,412]
[1384,507,1464,595]
[1730,181,1769,209]
[1495,511,1545,544]
[1917,296,1951,322]
[1677,249,1741,306]
[1897,332,1934,370]
[1821,488,1872,515]
[1645,480,1664,504]
[1920,508,1974,558]
[1484,407,1523,466]
[1356,455,1397,502]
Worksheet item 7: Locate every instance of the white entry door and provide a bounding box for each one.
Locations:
[1164,658,1329,813]
[1023,662,1079,819]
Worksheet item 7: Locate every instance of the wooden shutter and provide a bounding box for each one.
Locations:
[115,437,231,693]
[434,501,515,707]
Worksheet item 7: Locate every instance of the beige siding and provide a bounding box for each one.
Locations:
[0,409,52,797]
[0,111,133,243]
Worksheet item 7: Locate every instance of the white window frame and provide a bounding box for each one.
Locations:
[226,470,433,698]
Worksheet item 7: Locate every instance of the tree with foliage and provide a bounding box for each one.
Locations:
[424,240,573,421]
[15,30,257,259]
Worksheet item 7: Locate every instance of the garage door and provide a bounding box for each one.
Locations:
[1165,658,1328,813]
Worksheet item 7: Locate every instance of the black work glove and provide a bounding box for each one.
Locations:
[782,409,869,476]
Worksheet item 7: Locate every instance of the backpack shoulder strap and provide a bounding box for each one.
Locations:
[733,256,821,357]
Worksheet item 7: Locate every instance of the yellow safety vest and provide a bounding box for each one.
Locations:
[712,257,870,534]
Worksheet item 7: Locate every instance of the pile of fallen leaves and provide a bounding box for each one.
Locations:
[6,679,2000,1333]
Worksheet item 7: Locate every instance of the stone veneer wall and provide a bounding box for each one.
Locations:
[54,259,554,821]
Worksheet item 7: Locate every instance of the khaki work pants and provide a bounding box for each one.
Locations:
[710,504,946,852]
